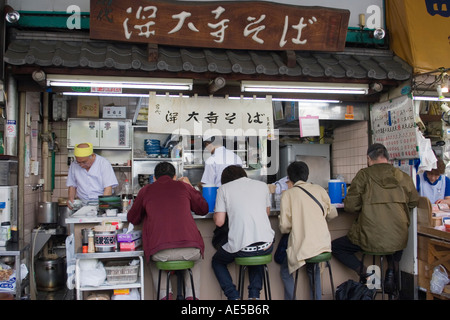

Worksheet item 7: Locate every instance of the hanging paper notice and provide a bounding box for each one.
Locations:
[6,120,16,138]
[371,95,418,160]
[299,116,320,137]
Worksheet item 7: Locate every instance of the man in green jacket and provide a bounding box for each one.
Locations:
[332,143,419,296]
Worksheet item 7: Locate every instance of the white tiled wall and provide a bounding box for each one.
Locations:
[331,121,369,184]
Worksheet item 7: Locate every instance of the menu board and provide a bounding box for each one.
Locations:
[371,95,418,160]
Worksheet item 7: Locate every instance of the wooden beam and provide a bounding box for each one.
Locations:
[147,44,158,62]
[282,51,297,68]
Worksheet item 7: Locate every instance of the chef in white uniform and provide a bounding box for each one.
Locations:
[201,135,243,187]
[66,142,118,209]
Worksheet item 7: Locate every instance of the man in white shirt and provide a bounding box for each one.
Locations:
[66,142,118,209]
[201,136,243,187]
[212,165,274,300]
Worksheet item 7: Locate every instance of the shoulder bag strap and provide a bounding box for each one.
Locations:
[296,185,325,216]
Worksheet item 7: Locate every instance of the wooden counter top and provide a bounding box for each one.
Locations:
[418,224,450,242]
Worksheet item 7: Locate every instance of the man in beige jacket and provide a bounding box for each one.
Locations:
[279,161,337,299]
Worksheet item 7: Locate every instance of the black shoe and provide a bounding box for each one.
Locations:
[384,269,395,293]
[359,270,375,284]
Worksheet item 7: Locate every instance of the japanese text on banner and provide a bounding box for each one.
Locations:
[147,93,274,138]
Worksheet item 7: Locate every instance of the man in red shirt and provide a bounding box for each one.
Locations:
[127,161,209,299]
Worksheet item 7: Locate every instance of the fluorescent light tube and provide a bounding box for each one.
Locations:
[49,81,192,90]
[413,95,450,102]
[241,81,368,95]
[47,75,193,91]
[61,92,190,98]
[272,98,341,103]
[62,92,149,98]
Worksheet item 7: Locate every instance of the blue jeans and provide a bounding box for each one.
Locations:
[280,256,322,300]
[212,243,273,300]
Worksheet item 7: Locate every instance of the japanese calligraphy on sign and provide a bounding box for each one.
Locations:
[371,96,418,160]
[147,92,274,137]
[90,0,350,51]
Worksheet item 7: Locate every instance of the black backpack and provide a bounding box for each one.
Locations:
[335,280,377,300]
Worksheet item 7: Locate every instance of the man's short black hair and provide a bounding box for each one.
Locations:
[154,161,176,179]
[287,161,309,184]
[367,143,389,161]
[221,165,247,185]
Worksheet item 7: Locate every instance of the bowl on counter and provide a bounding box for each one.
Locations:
[138,174,153,187]
[98,195,121,214]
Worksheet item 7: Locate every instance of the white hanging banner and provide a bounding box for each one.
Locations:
[147,93,274,137]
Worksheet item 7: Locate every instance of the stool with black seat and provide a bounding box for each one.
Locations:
[360,251,394,300]
[235,254,272,300]
[293,251,335,300]
[155,260,196,300]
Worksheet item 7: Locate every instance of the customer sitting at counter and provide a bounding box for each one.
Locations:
[278,161,337,300]
[66,142,118,210]
[201,135,243,187]
[332,143,419,296]
[127,161,209,300]
[212,165,275,300]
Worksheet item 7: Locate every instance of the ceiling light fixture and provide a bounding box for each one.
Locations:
[61,92,190,98]
[241,81,368,95]
[413,95,450,102]
[272,98,341,104]
[226,96,340,103]
[47,75,193,91]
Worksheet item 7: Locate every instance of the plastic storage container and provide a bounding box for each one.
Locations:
[104,260,139,285]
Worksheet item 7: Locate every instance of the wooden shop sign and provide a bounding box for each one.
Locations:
[90,0,350,51]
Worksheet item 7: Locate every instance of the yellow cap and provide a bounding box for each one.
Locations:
[74,143,94,157]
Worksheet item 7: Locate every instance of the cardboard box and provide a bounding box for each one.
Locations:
[77,96,100,117]
[103,106,127,118]
[119,238,142,251]
[117,230,142,242]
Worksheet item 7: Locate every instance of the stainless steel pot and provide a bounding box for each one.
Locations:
[34,257,65,291]
[58,205,72,229]
[37,202,59,224]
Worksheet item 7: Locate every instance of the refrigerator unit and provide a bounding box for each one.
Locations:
[0,186,18,246]
[67,118,132,149]
[278,144,330,189]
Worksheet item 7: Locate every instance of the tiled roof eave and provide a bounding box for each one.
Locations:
[4,39,412,82]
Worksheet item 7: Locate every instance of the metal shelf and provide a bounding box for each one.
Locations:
[75,250,145,300]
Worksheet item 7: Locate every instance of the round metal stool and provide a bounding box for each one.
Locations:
[293,251,335,300]
[235,254,272,300]
[155,260,195,300]
[360,251,394,300]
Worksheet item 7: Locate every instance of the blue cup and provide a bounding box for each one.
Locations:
[202,185,218,213]
[328,180,347,204]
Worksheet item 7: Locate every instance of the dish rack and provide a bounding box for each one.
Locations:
[104,260,139,285]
